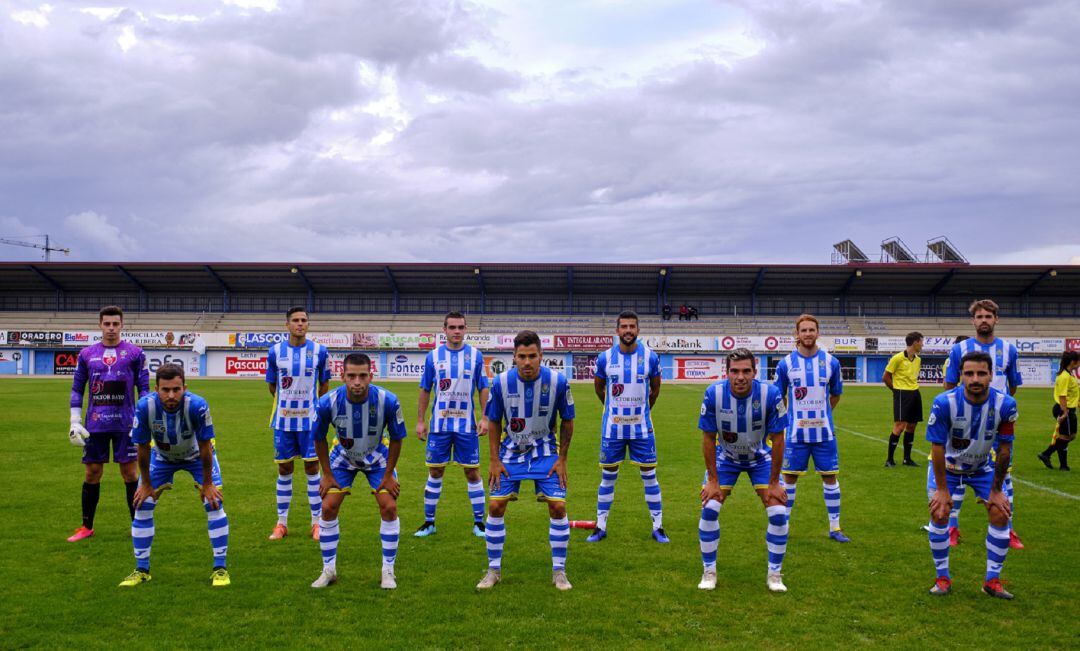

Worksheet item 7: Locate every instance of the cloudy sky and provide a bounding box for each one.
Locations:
[1,0,1078,264]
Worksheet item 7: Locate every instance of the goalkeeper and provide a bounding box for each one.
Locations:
[67,306,150,542]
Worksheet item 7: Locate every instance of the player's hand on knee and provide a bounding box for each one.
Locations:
[201,484,223,510]
[548,458,568,489]
[488,460,507,490]
[701,479,723,505]
[68,422,90,447]
[378,474,400,499]
[319,474,340,498]
[987,490,1011,518]
[765,481,786,506]
[133,483,155,509]
[929,489,952,522]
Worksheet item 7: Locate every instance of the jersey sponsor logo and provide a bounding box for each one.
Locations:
[951,437,971,450]
[611,415,643,425]
[440,408,468,419]
[91,380,127,406]
[722,431,738,443]
[341,439,355,449]
[279,407,307,418]
[281,377,294,390]
[509,417,526,433]
[795,417,826,429]
[439,378,452,392]
[611,383,624,397]
[794,386,808,400]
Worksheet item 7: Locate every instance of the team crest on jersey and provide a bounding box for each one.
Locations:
[281,377,293,389]
[611,383,625,397]
[439,378,452,392]
[369,406,378,418]
[120,350,128,358]
[541,384,550,395]
[951,437,971,450]
[152,423,166,435]
[794,387,808,400]
[341,439,354,449]
[722,431,738,443]
[102,349,117,366]
[752,401,761,410]
[509,418,526,433]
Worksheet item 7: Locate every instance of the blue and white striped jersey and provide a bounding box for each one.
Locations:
[314,385,407,469]
[419,344,488,435]
[594,343,661,440]
[485,367,575,464]
[698,380,788,466]
[944,337,1022,393]
[131,392,215,463]
[774,349,843,443]
[926,387,1017,473]
[266,339,331,432]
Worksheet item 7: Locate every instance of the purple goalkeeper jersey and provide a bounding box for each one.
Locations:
[70,341,149,433]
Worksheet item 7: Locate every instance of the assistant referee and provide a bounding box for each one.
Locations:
[882,332,923,467]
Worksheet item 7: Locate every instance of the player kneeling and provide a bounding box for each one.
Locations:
[697,349,790,593]
[120,364,230,587]
[310,354,405,590]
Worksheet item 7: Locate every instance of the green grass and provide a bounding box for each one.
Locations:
[0,379,1077,649]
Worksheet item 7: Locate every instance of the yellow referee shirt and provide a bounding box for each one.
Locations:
[885,351,921,391]
[1055,370,1079,409]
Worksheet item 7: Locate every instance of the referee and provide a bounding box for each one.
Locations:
[882,332,923,467]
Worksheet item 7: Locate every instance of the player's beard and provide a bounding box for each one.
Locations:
[977,323,994,336]
[620,333,637,346]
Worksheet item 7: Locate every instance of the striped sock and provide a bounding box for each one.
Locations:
[596,468,619,530]
[319,517,340,573]
[485,516,505,570]
[699,499,721,570]
[928,522,950,579]
[204,498,229,569]
[948,490,964,530]
[549,517,570,571]
[785,483,797,516]
[276,473,292,526]
[424,476,443,523]
[467,481,486,523]
[985,524,1010,580]
[765,504,788,573]
[381,518,400,568]
[306,473,321,525]
[823,481,841,531]
[132,497,156,571]
[640,468,663,530]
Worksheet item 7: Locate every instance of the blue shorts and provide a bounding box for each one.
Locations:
[425,430,480,468]
[490,455,566,502]
[599,437,658,467]
[782,439,839,475]
[274,428,317,463]
[706,458,771,490]
[148,451,223,491]
[927,465,994,501]
[329,461,396,495]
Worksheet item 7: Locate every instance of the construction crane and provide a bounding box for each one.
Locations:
[0,234,70,261]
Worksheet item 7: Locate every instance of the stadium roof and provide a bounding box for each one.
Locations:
[2,262,1078,298]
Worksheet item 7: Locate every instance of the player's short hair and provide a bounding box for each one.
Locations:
[343,353,372,371]
[726,348,757,370]
[968,299,999,317]
[905,331,923,346]
[514,330,542,351]
[155,363,185,384]
[953,335,969,344]
[794,313,819,331]
[99,305,124,322]
[443,311,466,327]
[616,310,639,326]
[286,306,308,320]
[960,351,993,373]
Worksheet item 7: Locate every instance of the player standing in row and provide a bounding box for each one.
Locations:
[697,349,790,593]
[775,314,849,542]
[415,312,489,538]
[310,354,406,589]
[67,305,149,542]
[882,332,923,467]
[942,300,1024,550]
[266,307,331,541]
[926,351,1018,599]
[120,364,230,587]
[587,311,666,543]
[478,331,576,591]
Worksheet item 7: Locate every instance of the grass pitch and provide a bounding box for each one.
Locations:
[0,379,1076,649]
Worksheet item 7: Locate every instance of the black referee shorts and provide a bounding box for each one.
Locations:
[892,389,923,424]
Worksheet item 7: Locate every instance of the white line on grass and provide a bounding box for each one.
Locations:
[836,426,1080,502]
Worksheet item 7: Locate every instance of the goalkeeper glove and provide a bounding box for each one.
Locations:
[69,408,90,447]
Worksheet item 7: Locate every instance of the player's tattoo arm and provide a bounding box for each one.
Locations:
[558,419,574,458]
[882,371,893,390]
[768,433,785,485]
[992,441,1011,491]
[593,377,606,404]
[702,432,719,483]
[648,375,661,408]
